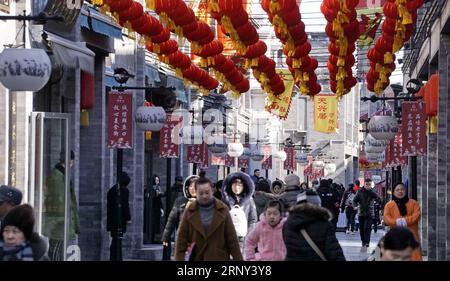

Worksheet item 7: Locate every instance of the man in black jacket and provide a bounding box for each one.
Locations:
[316,180,340,232]
[107,172,131,261]
[353,178,381,251]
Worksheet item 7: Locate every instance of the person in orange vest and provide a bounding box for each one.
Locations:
[383,182,422,261]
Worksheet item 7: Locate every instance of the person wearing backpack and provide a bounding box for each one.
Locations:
[340,184,357,234]
[222,172,257,251]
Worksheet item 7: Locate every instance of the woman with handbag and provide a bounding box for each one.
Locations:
[282,190,345,261]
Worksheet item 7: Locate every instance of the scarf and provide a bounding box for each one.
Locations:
[392,195,409,217]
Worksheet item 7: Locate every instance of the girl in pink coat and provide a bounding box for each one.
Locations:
[244,200,287,261]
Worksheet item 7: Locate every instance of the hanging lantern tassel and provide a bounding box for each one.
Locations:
[80,109,90,127]
[398,4,413,25]
[384,52,394,64]
[269,1,281,13]
[147,0,156,10]
[174,26,183,38]
[209,1,220,13]
[337,56,345,67]
[175,68,183,78]
[92,0,103,6]
[145,131,152,141]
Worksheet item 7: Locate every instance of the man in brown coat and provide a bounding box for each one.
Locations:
[175,177,243,261]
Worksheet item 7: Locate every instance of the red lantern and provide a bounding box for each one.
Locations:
[344,77,357,89]
[303,58,318,72]
[320,3,338,22]
[184,22,211,42]
[118,2,143,22]
[168,51,191,70]
[182,21,198,36]
[258,56,276,78]
[234,78,250,93]
[407,0,424,12]
[226,69,244,84]
[286,42,311,58]
[236,22,259,45]
[197,41,224,57]
[280,9,301,27]
[219,0,244,15]
[139,15,164,37]
[424,74,439,116]
[81,71,95,111]
[173,8,195,27]
[167,2,189,20]
[310,83,321,96]
[216,59,235,74]
[213,54,227,68]
[159,39,178,56]
[197,30,215,45]
[229,9,249,28]
[383,2,398,18]
[367,48,384,63]
[154,0,179,14]
[109,0,133,12]
[243,41,267,59]
[151,28,171,44]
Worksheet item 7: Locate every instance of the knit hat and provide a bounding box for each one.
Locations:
[296,190,322,206]
[284,174,300,187]
[1,204,35,241]
[0,185,23,206]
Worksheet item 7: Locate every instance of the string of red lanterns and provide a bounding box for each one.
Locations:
[148,0,250,96]
[321,0,358,98]
[99,0,219,92]
[366,0,424,95]
[261,0,321,98]
[209,0,285,97]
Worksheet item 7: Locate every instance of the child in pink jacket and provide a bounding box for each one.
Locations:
[244,200,286,261]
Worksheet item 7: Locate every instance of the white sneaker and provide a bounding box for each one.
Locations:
[360,246,367,252]
[346,230,351,234]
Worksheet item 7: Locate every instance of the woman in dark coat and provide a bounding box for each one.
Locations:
[283,190,345,261]
[253,178,277,219]
[149,175,164,243]
[161,175,199,245]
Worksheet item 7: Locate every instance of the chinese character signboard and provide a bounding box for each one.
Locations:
[225,155,235,167]
[390,133,407,166]
[159,115,182,158]
[265,69,295,119]
[283,147,296,171]
[211,154,225,166]
[238,158,250,169]
[261,145,272,170]
[187,145,202,163]
[314,95,338,133]
[108,91,133,149]
[401,101,427,156]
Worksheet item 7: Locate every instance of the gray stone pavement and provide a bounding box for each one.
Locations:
[336,229,386,261]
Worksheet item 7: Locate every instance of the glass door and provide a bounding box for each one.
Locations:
[29,112,77,261]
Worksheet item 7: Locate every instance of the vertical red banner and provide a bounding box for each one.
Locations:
[187,145,202,163]
[283,147,296,171]
[401,101,427,156]
[391,133,407,166]
[261,145,272,170]
[211,154,226,166]
[159,115,181,158]
[108,91,133,149]
[200,142,209,168]
[238,158,250,169]
[225,155,235,167]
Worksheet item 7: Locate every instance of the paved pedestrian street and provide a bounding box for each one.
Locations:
[337,230,386,261]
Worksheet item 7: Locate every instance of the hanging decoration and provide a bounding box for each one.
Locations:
[261,0,321,97]
[97,0,219,94]
[321,0,359,99]
[366,0,424,95]
[145,0,250,97]
[209,0,285,98]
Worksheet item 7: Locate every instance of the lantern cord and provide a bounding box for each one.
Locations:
[10,24,25,48]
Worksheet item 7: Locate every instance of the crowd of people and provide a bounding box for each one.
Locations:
[160,169,423,262]
[0,166,422,261]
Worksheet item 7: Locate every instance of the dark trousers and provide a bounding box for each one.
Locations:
[345,207,356,232]
[49,239,64,261]
[110,232,123,261]
[358,216,373,246]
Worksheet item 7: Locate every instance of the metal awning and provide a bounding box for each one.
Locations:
[80,7,122,40]
[45,31,95,73]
